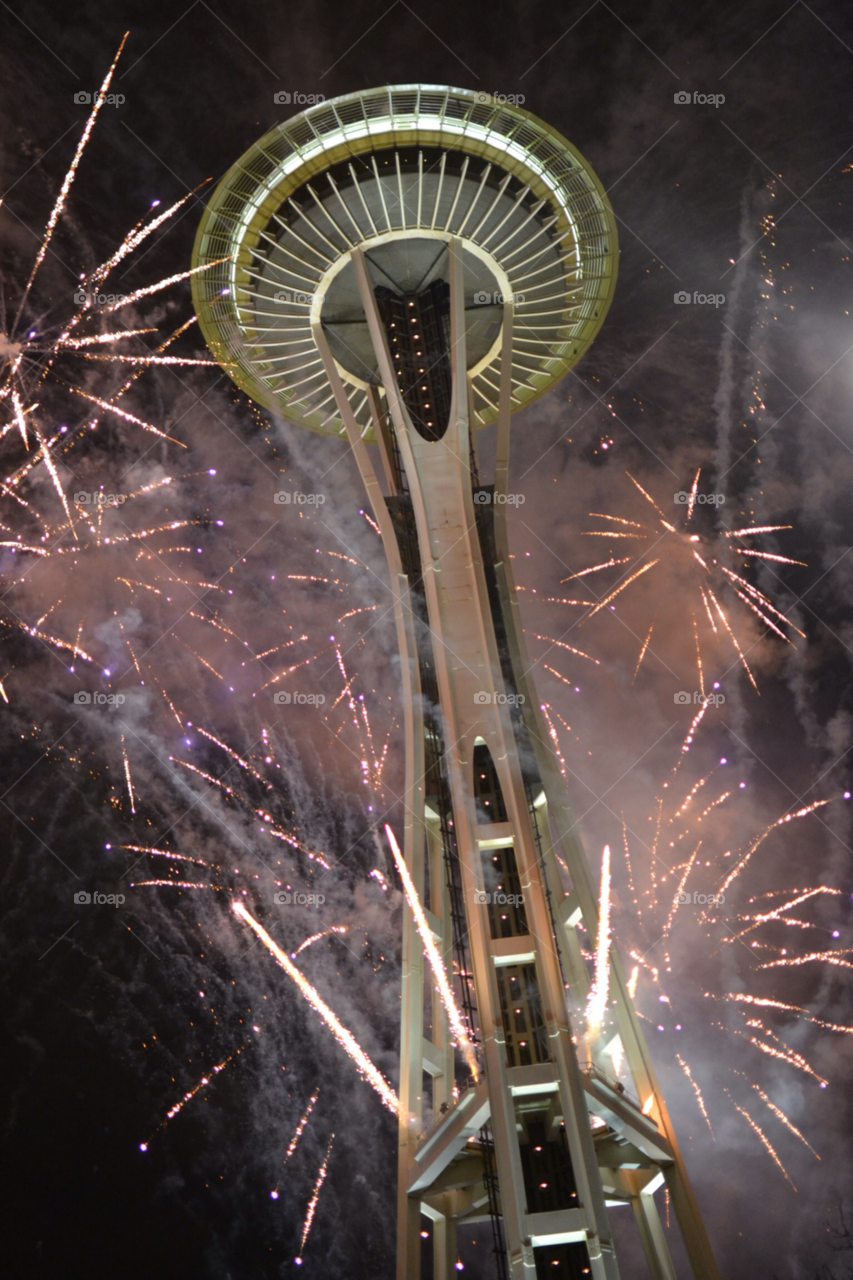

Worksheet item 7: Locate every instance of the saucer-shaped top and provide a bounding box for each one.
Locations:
[192,85,618,440]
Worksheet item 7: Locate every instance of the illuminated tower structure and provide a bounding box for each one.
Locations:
[192,86,721,1280]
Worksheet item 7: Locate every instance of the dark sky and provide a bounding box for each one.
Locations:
[2,2,853,1278]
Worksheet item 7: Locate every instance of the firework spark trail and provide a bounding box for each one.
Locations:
[718,992,853,1034]
[675,1053,714,1136]
[295,1134,334,1263]
[664,842,701,935]
[70,388,185,445]
[121,736,136,814]
[719,567,806,639]
[139,1051,238,1150]
[730,587,794,644]
[528,632,599,663]
[259,659,312,692]
[84,187,208,288]
[540,703,569,779]
[686,467,701,522]
[751,1085,820,1159]
[696,791,731,823]
[385,824,480,1080]
[131,880,218,889]
[171,758,239,799]
[626,471,669,520]
[588,513,645,528]
[284,1089,320,1165]
[718,801,832,895]
[723,525,793,538]
[632,622,654,681]
[584,559,659,620]
[737,548,807,566]
[336,648,390,796]
[725,1091,796,1188]
[232,902,399,1114]
[292,926,348,957]
[673,770,714,819]
[544,664,581,689]
[677,702,707,759]
[692,616,705,697]
[621,819,640,918]
[100,257,234,314]
[16,33,129,315]
[369,868,389,892]
[586,845,612,1034]
[271,1088,321,1199]
[559,556,632,582]
[727,886,842,942]
[731,1026,828,1085]
[80,354,221,366]
[759,951,853,972]
[708,590,759,690]
[195,726,270,785]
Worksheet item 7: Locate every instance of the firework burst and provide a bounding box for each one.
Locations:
[549,469,805,691]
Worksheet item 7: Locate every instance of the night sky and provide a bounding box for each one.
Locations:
[2,3,853,1278]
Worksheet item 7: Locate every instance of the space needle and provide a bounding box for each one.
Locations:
[191,84,720,1280]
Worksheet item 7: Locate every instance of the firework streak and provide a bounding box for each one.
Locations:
[295,1134,334,1264]
[384,824,480,1080]
[139,1050,239,1150]
[231,902,399,1114]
